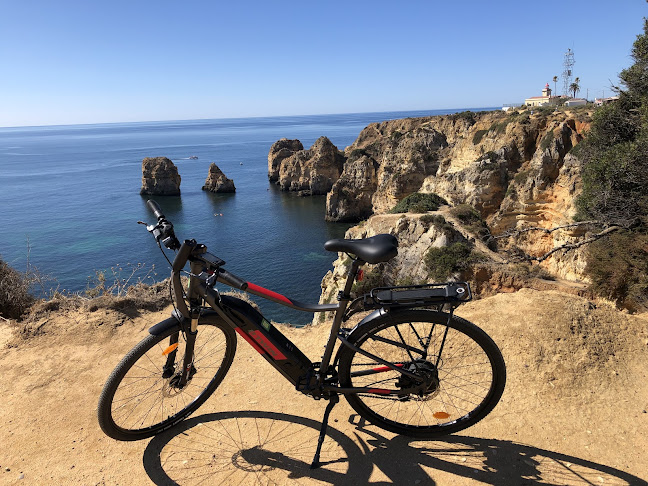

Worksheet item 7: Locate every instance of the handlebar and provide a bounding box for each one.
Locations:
[147,200,165,221]
[146,199,180,250]
[217,268,248,291]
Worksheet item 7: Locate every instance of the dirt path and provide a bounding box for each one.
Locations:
[0,289,646,485]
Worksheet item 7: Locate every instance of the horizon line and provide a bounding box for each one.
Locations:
[0,106,501,131]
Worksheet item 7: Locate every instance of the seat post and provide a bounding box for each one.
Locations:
[317,258,363,385]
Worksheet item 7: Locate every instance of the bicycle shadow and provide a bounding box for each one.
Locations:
[143,411,646,485]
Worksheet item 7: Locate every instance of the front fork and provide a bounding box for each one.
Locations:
[177,314,199,386]
[169,259,203,387]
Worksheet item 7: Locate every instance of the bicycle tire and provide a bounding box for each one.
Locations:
[98,314,236,441]
[338,310,505,438]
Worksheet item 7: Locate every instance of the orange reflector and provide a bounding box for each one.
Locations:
[357,269,364,282]
[433,411,450,419]
[162,343,179,356]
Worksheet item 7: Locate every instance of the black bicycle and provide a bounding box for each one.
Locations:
[98,200,506,467]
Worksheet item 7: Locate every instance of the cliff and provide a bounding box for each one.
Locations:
[202,163,235,193]
[140,157,181,196]
[268,136,345,195]
[313,108,596,309]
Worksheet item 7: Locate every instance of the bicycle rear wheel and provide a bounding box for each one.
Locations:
[98,314,236,441]
[338,310,505,438]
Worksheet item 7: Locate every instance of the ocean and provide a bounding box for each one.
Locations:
[0,108,492,325]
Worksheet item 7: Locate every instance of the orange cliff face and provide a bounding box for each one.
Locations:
[315,108,595,306]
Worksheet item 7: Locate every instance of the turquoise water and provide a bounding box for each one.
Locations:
[0,109,492,324]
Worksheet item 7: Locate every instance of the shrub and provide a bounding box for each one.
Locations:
[513,169,532,185]
[449,111,476,124]
[0,258,35,319]
[450,204,495,249]
[509,263,556,281]
[540,130,555,151]
[390,193,448,214]
[489,119,511,134]
[472,129,488,145]
[424,242,485,281]
[476,151,498,162]
[351,269,386,296]
[584,231,648,311]
[420,214,454,233]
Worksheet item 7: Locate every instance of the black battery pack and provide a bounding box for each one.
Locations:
[220,295,314,386]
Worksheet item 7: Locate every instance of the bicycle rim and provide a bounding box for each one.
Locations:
[339,311,505,437]
[100,319,234,439]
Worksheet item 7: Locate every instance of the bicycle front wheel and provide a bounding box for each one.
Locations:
[338,310,505,438]
[98,314,236,441]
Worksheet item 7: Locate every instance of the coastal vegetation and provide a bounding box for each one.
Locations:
[389,192,447,214]
[0,258,34,319]
[575,18,648,309]
[424,242,485,281]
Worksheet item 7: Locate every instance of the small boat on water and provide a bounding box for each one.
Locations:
[189,155,198,159]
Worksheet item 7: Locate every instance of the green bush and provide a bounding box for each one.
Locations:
[584,231,648,311]
[420,214,454,233]
[351,269,386,296]
[390,193,448,214]
[489,119,511,134]
[424,242,485,281]
[509,263,556,281]
[450,204,495,249]
[449,111,476,124]
[573,17,648,310]
[0,258,35,319]
[472,129,488,145]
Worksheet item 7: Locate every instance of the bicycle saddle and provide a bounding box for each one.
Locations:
[324,234,398,264]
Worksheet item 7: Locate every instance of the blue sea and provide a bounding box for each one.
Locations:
[0,109,492,325]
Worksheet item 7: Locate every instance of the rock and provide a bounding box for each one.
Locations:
[316,212,468,320]
[326,154,378,222]
[202,163,235,193]
[326,120,447,221]
[140,157,181,196]
[268,139,304,182]
[322,109,592,281]
[269,137,345,195]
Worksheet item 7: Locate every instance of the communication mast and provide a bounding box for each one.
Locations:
[562,48,575,96]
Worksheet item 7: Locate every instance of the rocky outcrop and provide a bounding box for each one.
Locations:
[314,109,596,307]
[318,213,470,308]
[268,137,345,195]
[202,163,235,193]
[268,139,303,182]
[327,119,449,219]
[140,157,181,196]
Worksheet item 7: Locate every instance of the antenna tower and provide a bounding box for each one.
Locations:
[562,48,575,96]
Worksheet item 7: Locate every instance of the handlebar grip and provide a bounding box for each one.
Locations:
[147,200,165,220]
[218,268,248,291]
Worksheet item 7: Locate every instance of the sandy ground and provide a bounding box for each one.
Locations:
[0,288,647,485]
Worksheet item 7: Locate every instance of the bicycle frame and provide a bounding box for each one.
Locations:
[161,238,425,399]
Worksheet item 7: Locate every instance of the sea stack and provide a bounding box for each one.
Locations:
[140,157,181,196]
[202,163,235,193]
[268,138,304,182]
[268,136,345,194]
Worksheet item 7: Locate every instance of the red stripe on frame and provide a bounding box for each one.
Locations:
[248,330,288,360]
[371,364,404,373]
[368,388,392,395]
[246,282,293,305]
[235,328,266,355]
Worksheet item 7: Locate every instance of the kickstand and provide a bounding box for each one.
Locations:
[310,393,339,469]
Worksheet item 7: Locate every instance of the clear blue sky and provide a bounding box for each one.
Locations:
[1,0,646,127]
